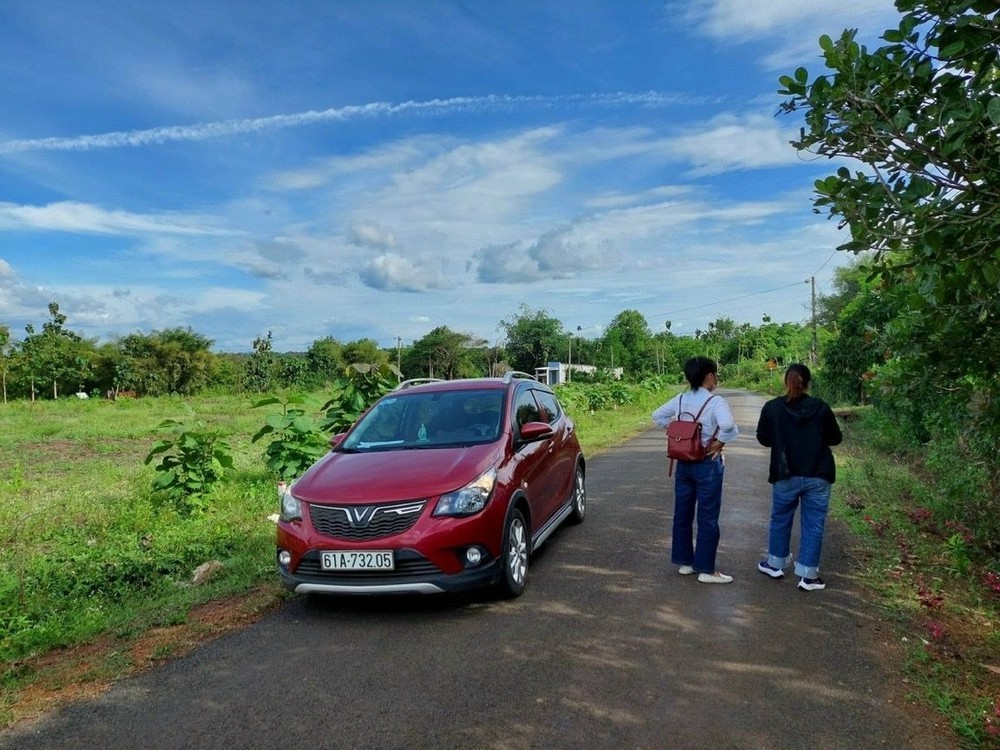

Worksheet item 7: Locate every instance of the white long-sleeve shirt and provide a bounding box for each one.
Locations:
[651,387,739,447]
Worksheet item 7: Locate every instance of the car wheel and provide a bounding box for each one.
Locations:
[568,465,586,524]
[497,508,528,597]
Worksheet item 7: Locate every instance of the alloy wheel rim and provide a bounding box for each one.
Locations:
[507,519,527,584]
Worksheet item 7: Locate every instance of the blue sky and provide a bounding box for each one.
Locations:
[0,1,900,353]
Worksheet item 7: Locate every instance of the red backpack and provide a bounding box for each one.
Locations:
[666,395,716,476]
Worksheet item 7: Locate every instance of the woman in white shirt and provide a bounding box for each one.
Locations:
[652,356,739,583]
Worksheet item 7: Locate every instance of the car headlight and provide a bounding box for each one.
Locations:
[433,468,497,517]
[278,482,302,522]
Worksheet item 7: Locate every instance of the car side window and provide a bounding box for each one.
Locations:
[532,390,561,425]
[514,390,542,427]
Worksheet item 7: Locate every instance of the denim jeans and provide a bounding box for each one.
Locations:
[671,457,725,574]
[765,476,831,579]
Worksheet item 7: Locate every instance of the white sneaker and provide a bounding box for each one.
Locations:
[697,571,733,584]
[677,565,695,575]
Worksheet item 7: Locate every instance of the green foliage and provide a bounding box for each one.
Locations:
[243,331,276,393]
[251,394,330,481]
[320,362,402,434]
[402,326,486,379]
[499,304,565,374]
[779,8,1000,435]
[603,309,655,375]
[144,416,234,515]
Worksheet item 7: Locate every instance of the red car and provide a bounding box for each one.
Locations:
[276,372,586,597]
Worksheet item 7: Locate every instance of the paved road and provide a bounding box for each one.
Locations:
[2,390,957,750]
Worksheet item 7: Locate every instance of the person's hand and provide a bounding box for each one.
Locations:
[706,439,725,456]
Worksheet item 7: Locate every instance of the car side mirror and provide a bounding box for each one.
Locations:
[518,421,553,442]
[330,432,346,448]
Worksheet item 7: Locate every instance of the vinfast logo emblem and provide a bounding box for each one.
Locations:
[345,506,377,528]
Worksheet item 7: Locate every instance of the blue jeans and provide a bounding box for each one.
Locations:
[671,457,725,574]
[765,476,831,579]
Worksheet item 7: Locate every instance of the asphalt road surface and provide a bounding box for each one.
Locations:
[2,390,959,750]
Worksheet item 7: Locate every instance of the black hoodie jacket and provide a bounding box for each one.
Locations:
[756,394,843,484]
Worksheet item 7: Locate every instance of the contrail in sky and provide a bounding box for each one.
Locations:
[0,91,685,155]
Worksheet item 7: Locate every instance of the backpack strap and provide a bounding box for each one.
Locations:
[692,394,715,421]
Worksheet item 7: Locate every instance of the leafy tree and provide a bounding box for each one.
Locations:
[778,2,1000,394]
[403,326,485,379]
[821,274,902,404]
[17,303,85,399]
[499,305,564,374]
[276,354,311,389]
[141,327,217,395]
[244,331,276,393]
[602,309,654,378]
[816,257,874,327]
[306,337,344,386]
[342,338,389,367]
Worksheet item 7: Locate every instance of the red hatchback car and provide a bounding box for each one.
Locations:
[276,372,586,597]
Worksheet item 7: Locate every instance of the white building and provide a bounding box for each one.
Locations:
[534,361,622,385]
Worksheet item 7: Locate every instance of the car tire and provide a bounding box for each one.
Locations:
[568,464,586,525]
[497,507,529,598]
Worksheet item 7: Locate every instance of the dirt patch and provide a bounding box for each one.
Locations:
[2,585,284,732]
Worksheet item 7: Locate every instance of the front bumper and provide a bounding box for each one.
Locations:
[277,548,502,595]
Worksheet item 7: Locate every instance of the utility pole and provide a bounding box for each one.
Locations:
[810,276,818,366]
[396,337,402,380]
[567,335,572,383]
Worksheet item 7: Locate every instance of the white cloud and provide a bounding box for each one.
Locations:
[349,222,397,250]
[681,0,898,41]
[0,201,237,237]
[359,253,454,292]
[664,114,802,176]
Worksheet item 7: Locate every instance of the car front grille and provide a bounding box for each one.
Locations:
[308,499,427,541]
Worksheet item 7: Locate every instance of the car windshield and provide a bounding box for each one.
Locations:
[340,388,505,452]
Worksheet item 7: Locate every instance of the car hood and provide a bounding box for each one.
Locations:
[291,443,504,504]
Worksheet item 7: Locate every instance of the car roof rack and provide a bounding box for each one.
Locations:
[501,371,538,384]
[393,378,446,391]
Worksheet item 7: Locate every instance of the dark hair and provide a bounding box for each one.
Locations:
[683,356,717,390]
[784,363,811,402]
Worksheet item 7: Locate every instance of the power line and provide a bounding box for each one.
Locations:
[812,249,838,276]
[647,280,808,320]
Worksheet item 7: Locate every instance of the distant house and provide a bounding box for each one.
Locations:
[534,361,622,385]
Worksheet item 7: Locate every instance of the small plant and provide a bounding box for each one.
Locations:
[251,394,329,481]
[943,532,972,577]
[145,416,234,515]
[320,362,400,434]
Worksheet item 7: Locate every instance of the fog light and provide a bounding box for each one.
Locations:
[465,547,483,566]
[278,550,292,567]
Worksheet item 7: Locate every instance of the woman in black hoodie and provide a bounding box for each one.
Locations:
[755,363,842,591]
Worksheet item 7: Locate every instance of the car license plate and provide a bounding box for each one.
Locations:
[320,550,395,571]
